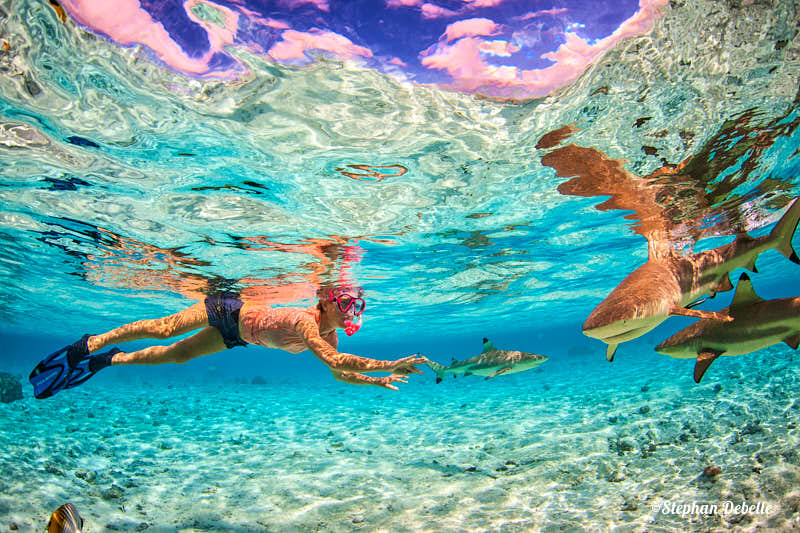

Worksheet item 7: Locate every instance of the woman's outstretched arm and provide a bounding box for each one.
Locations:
[296,320,425,389]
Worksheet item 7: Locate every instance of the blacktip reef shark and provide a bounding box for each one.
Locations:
[655,272,800,383]
[583,198,800,362]
[424,338,548,383]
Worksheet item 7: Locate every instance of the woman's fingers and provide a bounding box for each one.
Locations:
[380,374,408,391]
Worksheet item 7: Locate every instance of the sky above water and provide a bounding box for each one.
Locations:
[59,0,665,100]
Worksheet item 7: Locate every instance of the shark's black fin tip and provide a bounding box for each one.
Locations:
[791,251,800,265]
[482,337,488,343]
[435,377,442,384]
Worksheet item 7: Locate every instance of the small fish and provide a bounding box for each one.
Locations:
[425,338,548,383]
[47,503,83,533]
[655,272,800,383]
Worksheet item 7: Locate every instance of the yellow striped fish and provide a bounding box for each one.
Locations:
[47,504,83,533]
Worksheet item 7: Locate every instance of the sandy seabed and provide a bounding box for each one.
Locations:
[1,345,798,532]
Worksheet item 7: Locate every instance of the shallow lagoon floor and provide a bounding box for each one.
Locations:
[1,344,798,532]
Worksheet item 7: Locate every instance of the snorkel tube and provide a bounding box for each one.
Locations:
[344,316,361,336]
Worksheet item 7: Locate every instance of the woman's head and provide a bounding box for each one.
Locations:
[318,284,365,336]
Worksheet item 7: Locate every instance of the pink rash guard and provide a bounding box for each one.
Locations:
[237,304,337,353]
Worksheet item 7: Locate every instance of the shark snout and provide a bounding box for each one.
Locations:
[583,290,672,344]
[654,337,695,359]
[582,309,656,344]
[522,355,548,369]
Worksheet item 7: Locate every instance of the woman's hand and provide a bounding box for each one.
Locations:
[376,374,409,391]
[389,354,427,375]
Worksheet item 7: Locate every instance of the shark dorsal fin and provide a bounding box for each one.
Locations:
[730,273,763,311]
[482,338,496,353]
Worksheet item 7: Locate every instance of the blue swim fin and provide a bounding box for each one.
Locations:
[29,335,119,399]
[30,334,92,399]
[60,348,121,392]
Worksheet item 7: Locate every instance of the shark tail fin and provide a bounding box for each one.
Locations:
[770,198,800,264]
[424,359,448,384]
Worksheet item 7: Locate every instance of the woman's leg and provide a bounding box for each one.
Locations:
[111,326,228,366]
[87,303,208,353]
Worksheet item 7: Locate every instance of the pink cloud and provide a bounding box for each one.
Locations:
[388,57,408,67]
[268,29,373,62]
[390,0,499,18]
[242,10,288,28]
[516,8,569,21]
[225,0,289,28]
[58,0,242,79]
[443,18,498,41]
[281,0,330,11]
[478,39,520,57]
[421,37,488,91]
[421,0,669,99]
[421,3,458,19]
[265,18,291,29]
[389,0,504,14]
[462,0,505,7]
[386,0,422,6]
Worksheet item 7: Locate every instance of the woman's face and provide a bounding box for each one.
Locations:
[322,297,352,327]
[323,290,365,335]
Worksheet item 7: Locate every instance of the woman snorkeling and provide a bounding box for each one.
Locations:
[30,285,426,398]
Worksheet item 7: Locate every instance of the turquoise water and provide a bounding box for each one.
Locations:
[1,0,800,531]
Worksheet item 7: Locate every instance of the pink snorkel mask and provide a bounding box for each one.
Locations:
[328,289,365,336]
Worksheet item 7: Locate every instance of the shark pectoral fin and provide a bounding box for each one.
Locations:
[669,306,734,322]
[606,344,618,362]
[694,350,724,383]
[784,334,800,350]
[485,366,512,380]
